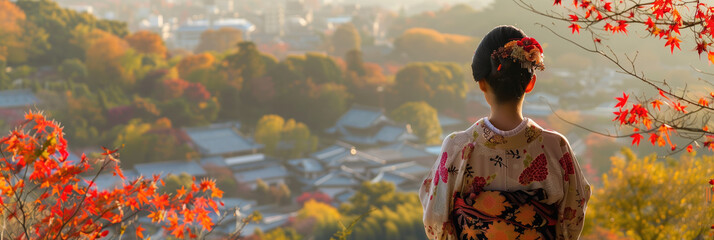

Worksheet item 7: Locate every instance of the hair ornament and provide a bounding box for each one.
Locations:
[492,37,545,71]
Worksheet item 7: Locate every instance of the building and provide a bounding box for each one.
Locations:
[311,167,363,198]
[0,89,37,110]
[226,154,291,189]
[286,157,326,180]
[138,15,171,40]
[369,161,430,192]
[184,122,263,158]
[326,104,418,147]
[264,5,285,36]
[0,89,38,127]
[134,160,208,177]
[364,141,436,167]
[310,142,384,174]
[173,18,256,50]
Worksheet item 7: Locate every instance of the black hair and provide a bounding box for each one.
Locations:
[471,25,535,103]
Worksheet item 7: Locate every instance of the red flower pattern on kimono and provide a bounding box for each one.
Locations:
[434,152,449,185]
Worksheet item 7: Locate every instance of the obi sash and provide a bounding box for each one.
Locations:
[450,189,558,240]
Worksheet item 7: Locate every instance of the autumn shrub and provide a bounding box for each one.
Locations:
[0,112,236,239]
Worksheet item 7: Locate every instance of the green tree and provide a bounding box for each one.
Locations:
[15,0,128,65]
[308,83,351,130]
[303,53,343,85]
[226,41,266,81]
[160,173,194,194]
[254,115,284,155]
[299,200,343,240]
[58,58,87,81]
[331,23,360,57]
[590,148,714,240]
[345,49,366,76]
[390,62,467,112]
[390,101,442,144]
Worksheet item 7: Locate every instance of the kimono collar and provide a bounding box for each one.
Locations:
[468,117,544,150]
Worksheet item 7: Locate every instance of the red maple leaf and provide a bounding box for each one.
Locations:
[645,17,656,30]
[651,99,663,110]
[604,2,612,11]
[673,102,687,113]
[631,133,643,146]
[569,14,579,21]
[686,145,694,153]
[665,35,682,53]
[615,92,629,108]
[649,133,659,145]
[569,23,581,34]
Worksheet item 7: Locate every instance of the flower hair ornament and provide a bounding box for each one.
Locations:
[492,37,545,71]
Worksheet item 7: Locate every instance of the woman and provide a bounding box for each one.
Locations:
[419,25,591,240]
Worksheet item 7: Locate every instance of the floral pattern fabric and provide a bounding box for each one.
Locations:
[451,189,557,240]
[419,118,591,240]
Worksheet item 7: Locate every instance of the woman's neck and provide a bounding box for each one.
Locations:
[488,101,524,131]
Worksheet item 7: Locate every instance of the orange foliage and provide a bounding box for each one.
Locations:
[0,0,27,62]
[85,30,133,85]
[176,53,215,78]
[0,112,225,239]
[125,30,167,56]
[394,28,477,62]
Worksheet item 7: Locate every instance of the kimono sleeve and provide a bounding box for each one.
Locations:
[556,138,592,240]
[419,133,459,240]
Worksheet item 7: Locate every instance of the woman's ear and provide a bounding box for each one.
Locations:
[525,74,536,93]
[478,79,488,92]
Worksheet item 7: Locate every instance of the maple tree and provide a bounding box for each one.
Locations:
[0,112,250,239]
[517,0,714,153]
[516,0,714,232]
[125,30,167,57]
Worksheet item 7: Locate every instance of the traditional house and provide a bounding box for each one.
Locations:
[363,141,435,168]
[310,142,385,175]
[369,161,431,192]
[326,104,418,147]
[226,154,291,190]
[311,167,363,198]
[184,123,263,158]
[0,89,38,126]
[286,157,326,181]
[134,160,207,178]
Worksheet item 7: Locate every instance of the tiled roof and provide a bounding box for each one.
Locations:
[333,104,385,129]
[0,89,37,108]
[287,158,324,173]
[233,164,290,183]
[185,123,263,156]
[370,162,430,178]
[311,144,384,169]
[366,142,433,163]
[134,160,207,177]
[313,170,361,187]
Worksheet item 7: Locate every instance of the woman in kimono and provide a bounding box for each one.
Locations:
[419,25,591,240]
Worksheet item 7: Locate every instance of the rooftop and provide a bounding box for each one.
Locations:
[287,158,324,173]
[313,170,361,187]
[311,144,385,169]
[0,89,37,108]
[185,123,263,157]
[233,164,290,183]
[134,160,207,177]
[177,18,256,32]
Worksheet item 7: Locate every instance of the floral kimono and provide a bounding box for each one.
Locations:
[420,118,591,240]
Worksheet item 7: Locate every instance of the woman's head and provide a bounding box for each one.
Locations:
[472,25,543,103]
